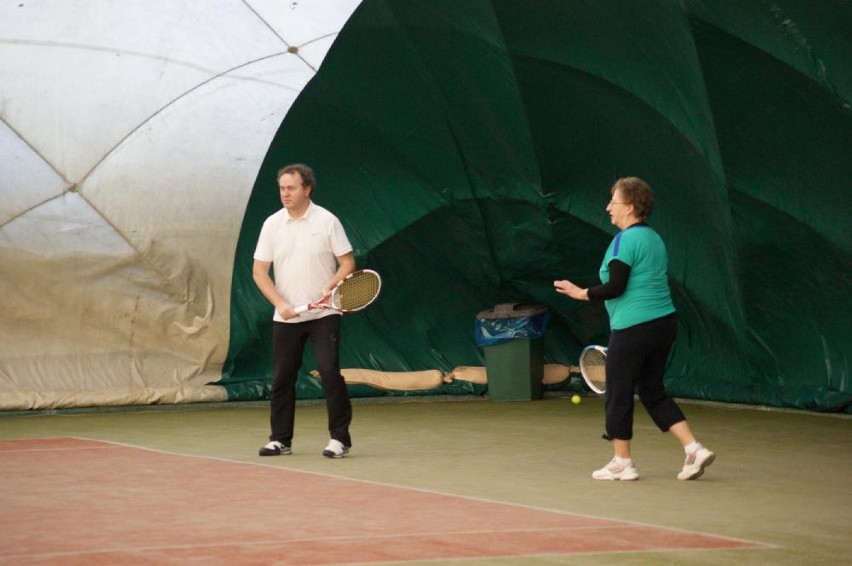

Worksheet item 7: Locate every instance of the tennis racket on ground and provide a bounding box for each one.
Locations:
[293,269,382,315]
[579,345,607,394]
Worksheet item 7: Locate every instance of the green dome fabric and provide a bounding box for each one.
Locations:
[222,0,852,412]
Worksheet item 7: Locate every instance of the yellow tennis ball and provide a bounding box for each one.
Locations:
[571,395,581,405]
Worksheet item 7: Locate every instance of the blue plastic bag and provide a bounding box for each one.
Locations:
[474,303,550,347]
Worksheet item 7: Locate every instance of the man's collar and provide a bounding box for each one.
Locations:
[285,201,313,221]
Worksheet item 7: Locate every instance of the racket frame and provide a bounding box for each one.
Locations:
[579,345,607,394]
[293,269,382,314]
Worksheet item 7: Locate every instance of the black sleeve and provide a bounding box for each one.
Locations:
[586,260,630,301]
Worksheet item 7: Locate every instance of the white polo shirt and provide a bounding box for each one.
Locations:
[254,201,353,323]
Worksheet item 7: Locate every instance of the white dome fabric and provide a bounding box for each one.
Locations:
[0,0,362,409]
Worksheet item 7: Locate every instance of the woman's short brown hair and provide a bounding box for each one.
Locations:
[612,177,654,221]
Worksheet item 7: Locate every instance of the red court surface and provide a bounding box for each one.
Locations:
[0,437,766,564]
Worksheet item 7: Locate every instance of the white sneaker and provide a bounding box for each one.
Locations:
[592,458,639,481]
[678,445,715,480]
[322,439,350,459]
[258,441,291,456]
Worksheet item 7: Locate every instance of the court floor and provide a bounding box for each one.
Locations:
[1,395,849,564]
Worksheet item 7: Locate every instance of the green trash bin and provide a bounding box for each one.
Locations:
[475,303,549,401]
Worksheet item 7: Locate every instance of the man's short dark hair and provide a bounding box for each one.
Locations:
[278,163,316,189]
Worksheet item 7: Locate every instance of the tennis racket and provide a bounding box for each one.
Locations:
[293,269,382,314]
[579,345,607,394]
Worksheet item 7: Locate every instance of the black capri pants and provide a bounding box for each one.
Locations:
[605,313,684,440]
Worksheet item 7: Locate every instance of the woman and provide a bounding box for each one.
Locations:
[554,177,714,481]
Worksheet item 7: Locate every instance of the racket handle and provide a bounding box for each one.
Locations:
[293,304,309,314]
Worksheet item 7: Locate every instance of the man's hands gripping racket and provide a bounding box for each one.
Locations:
[293,269,382,315]
[579,345,607,394]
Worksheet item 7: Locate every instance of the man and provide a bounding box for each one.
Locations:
[253,163,356,458]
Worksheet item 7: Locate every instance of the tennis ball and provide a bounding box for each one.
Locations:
[571,395,581,405]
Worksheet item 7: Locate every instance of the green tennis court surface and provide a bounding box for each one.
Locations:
[1,398,848,564]
[1,437,765,564]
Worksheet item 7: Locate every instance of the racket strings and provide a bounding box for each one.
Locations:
[585,365,606,389]
[336,273,380,310]
[580,348,607,393]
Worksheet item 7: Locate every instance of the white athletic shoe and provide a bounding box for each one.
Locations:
[259,440,291,456]
[592,458,639,481]
[678,445,715,480]
[322,439,350,459]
